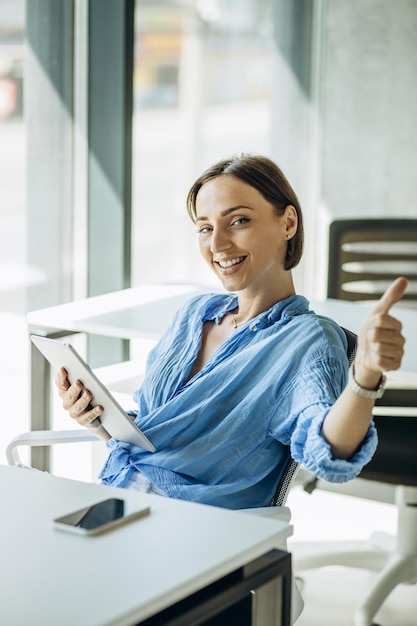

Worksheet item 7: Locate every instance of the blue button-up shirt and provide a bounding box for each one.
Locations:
[99,293,377,509]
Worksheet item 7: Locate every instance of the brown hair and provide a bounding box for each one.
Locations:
[186,154,304,270]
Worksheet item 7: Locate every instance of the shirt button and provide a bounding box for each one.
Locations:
[252,325,258,331]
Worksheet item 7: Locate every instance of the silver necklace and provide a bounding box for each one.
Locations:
[231,311,243,328]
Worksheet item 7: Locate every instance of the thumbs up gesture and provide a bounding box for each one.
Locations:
[354,277,408,388]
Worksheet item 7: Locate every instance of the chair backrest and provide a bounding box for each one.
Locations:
[271,327,357,506]
[359,413,417,487]
[327,218,417,305]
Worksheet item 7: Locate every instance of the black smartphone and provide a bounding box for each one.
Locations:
[53,497,150,536]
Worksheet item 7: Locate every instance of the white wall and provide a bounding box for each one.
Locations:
[311,0,417,298]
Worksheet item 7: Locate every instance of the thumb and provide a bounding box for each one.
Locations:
[372,276,408,314]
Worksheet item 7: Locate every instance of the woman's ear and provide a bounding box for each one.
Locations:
[284,205,298,239]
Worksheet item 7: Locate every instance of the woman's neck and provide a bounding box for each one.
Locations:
[233,276,296,326]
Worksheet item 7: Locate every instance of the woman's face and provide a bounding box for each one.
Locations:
[194,175,297,293]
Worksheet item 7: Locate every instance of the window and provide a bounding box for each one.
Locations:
[0,0,315,473]
[132,0,275,289]
[0,0,27,461]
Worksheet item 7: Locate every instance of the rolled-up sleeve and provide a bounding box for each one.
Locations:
[291,404,378,482]
[270,354,378,483]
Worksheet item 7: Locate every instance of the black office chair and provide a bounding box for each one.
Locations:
[327,218,417,305]
[293,219,417,626]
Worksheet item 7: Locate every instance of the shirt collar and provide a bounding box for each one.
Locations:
[203,293,310,330]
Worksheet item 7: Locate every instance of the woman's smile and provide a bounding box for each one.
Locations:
[215,255,247,271]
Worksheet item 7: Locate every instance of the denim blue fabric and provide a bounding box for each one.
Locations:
[99,293,377,509]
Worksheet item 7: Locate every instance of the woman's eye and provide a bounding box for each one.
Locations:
[196,225,212,234]
[231,217,250,226]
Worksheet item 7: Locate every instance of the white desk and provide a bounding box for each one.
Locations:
[0,465,292,626]
[28,284,417,371]
[27,283,210,341]
[27,284,417,470]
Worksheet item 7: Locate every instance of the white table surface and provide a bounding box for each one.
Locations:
[27,283,209,341]
[27,283,417,380]
[0,465,292,626]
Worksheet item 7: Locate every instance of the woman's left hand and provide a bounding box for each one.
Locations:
[354,276,408,388]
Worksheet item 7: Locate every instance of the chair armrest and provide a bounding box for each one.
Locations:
[6,429,97,467]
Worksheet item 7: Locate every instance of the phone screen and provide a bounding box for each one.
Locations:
[53,498,150,535]
[75,498,125,529]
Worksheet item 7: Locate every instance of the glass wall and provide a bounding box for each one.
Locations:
[132,0,275,288]
[0,0,78,467]
[0,0,80,466]
[0,0,28,460]
[0,0,313,471]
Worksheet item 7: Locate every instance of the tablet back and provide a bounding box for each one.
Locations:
[31,335,155,452]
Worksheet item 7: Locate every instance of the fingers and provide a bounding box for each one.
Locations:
[54,368,102,426]
[61,380,89,411]
[361,326,405,372]
[357,279,407,377]
[55,367,70,397]
[65,382,103,426]
[372,276,408,315]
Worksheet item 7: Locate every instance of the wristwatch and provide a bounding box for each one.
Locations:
[348,363,386,400]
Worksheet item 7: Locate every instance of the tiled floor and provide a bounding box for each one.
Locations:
[286,487,417,626]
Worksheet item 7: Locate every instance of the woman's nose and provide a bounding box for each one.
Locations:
[210,228,232,252]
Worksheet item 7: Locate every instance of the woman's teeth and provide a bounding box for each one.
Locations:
[218,257,245,268]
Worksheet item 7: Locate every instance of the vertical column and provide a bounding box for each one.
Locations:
[26,0,74,311]
[270,0,325,298]
[26,0,75,470]
[26,0,135,470]
[87,0,134,367]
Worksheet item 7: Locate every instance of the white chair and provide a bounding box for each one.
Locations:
[6,358,143,472]
[310,218,417,625]
[293,407,417,626]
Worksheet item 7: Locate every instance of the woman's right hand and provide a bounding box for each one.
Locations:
[55,367,103,429]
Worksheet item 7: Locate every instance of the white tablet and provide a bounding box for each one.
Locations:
[31,334,156,452]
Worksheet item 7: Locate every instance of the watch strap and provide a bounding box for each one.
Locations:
[348,363,386,400]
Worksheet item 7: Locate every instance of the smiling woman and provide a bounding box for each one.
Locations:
[56,153,407,511]
[187,154,304,271]
[188,155,302,328]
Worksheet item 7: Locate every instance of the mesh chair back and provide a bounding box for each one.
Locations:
[327,219,417,305]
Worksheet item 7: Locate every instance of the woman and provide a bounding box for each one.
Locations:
[56,154,407,509]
